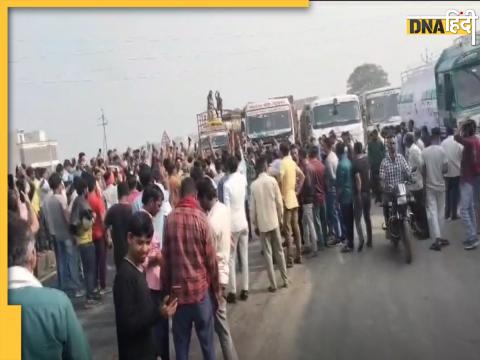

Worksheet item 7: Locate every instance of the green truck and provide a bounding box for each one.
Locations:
[435,32,480,129]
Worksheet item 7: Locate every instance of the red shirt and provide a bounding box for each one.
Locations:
[455,135,480,184]
[309,158,326,205]
[162,196,219,305]
[88,191,106,241]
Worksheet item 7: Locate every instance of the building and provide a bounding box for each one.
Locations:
[9,129,59,173]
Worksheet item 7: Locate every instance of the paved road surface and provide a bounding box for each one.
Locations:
[69,205,480,360]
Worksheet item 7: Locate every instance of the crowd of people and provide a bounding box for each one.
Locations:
[7,117,480,359]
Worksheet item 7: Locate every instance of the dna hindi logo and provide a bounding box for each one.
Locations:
[406,9,479,45]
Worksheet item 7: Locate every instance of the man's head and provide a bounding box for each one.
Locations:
[138,164,152,189]
[225,156,239,175]
[255,155,267,175]
[408,119,415,132]
[48,172,63,194]
[214,159,223,174]
[8,213,36,272]
[298,148,307,163]
[279,142,290,157]
[431,127,441,143]
[127,212,154,265]
[404,133,415,148]
[117,181,130,202]
[74,176,89,198]
[127,174,138,192]
[335,142,346,158]
[82,172,96,194]
[196,177,217,212]
[181,177,197,199]
[371,129,379,141]
[291,145,299,163]
[446,126,454,137]
[463,119,477,137]
[78,152,87,169]
[385,132,397,155]
[142,184,164,217]
[354,142,363,155]
[308,145,319,159]
[55,163,64,175]
[414,128,422,141]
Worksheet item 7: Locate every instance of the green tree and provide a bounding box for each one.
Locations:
[346,63,390,96]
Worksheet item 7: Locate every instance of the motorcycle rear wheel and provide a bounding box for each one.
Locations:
[401,221,413,264]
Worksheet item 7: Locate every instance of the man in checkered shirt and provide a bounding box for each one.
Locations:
[379,132,411,233]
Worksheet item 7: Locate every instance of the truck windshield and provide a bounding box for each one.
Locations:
[453,64,480,108]
[312,101,360,129]
[200,134,228,149]
[366,93,399,123]
[246,110,291,135]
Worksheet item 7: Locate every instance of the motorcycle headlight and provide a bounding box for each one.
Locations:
[397,195,407,205]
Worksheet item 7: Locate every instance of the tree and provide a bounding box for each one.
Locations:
[346,63,390,96]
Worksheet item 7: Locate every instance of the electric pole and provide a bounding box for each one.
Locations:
[98,108,108,157]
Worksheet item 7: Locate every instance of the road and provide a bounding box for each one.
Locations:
[70,204,480,360]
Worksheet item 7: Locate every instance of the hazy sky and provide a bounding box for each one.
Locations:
[9,1,480,159]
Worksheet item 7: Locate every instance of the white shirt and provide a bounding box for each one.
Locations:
[422,144,448,192]
[224,171,248,233]
[249,173,284,233]
[207,201,231,286]
[406,144,424,192]
[8,266,42,289]
[416,139,425,150]
[103,184,118,210]
[441,135,463,178]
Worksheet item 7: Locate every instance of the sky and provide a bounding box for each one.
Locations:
[9,1,480,159]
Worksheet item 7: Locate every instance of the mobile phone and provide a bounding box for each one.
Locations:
[170,285,181,303]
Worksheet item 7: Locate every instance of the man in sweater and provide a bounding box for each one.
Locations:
[250,156,289,291]
[113,211,177,360]
[8,212,92,360]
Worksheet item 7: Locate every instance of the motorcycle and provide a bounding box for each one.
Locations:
[385,182,413,264]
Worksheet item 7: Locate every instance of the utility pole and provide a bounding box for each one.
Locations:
[421,48,433,65]
[98,108,108,157]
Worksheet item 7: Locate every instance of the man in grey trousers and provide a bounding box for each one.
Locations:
[250,156,289,292]
[197,178,239,360]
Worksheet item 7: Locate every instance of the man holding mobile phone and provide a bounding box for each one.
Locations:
[113,211,177,360]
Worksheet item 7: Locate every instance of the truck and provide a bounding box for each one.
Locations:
[361,86,402,132]
[435,32,480,129]
[398,62,440,130]
[300,94,365,144]
[197,111,229,154]
[244,96,298,146]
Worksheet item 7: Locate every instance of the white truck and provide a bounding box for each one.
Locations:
[244,96,298,146]
[303,94,365,144]
[398,62,440,130]
[197,111,229,153]
[361,86,402,132]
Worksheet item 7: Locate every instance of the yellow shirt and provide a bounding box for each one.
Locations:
[280,155,299,210]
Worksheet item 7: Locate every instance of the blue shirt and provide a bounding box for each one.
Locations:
[336,154,354,205]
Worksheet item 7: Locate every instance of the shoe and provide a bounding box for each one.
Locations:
[84,298,102,308]
[438,238,450,247]
[302,247,312,255]
[358,240,365,252]
[294,258,302,264]
[430,242,442,251]
[70,290,86,299]
[451,216,460,221]
[464,240,479,250]
[310,251,318,258]
[99,287,112,295]
[226,293,237,304]
[240,290,249,301]
[287,262,294,268]
[340,245,352,253]
[282,281,289,289]
[327,239,339,246]
[366,241,372,248]
[268,286,277,293]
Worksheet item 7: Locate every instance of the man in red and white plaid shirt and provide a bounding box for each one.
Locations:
[162,177,220,360]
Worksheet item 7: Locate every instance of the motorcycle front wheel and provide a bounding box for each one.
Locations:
[400,220,413,264]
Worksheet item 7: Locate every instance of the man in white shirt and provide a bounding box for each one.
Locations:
[103,171,118,210]
[404,133,429,239]
[250,156,288,292]
[224,156,249,303]
[197,178,238,360]
[441,127,463,220]
[422,128,449,251]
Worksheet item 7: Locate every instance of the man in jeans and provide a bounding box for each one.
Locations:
[454,119,480,250]
[162,178,220,360]
[298,149,318,256]
[352,142,372,250]
[197,178,238,360]
[224,156,249,303]
[279,142,305,267]
[336,143,354,253]
[308,145,328,251]
[70,177,102,307]
[421,128,450,251]
[441,127,463,220]
[42,172,82,298]
[324,138,343,245]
